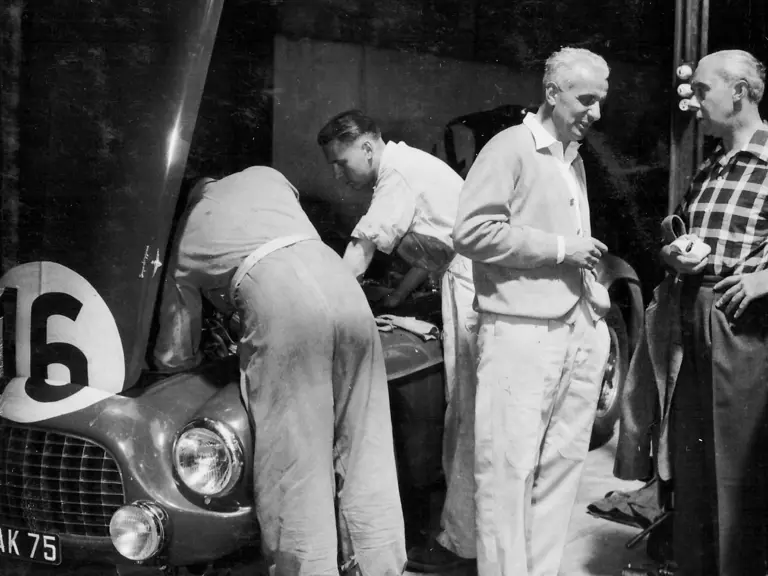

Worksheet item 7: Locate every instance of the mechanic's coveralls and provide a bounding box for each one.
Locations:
[153,166,406,576]
[353,142,477,558]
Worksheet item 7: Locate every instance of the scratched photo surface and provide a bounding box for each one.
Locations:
[2,1,768,576]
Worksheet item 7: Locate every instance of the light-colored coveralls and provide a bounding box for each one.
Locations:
[153,166,406,576]
[352,141,477,558]
[453,115,610,576]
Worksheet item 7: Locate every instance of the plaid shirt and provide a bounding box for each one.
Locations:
[679,128,768,276]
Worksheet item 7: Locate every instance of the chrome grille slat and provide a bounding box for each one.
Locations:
[3,484,123,500]
[1,509,117,522]
[3,466,122,476]
[0,423,125,537]
[3,481,121,494]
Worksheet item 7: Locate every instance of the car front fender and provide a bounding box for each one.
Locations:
[596,253,644,352]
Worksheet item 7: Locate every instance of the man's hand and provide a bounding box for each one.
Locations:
[659,234,710,275]
[379,267,429,309]
[380,293,404,309]
[563,236,608,270]
[714,270,768,319]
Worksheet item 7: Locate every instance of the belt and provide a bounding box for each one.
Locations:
[229,234,316,303]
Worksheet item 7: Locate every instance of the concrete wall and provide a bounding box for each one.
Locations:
[272,35,540,222]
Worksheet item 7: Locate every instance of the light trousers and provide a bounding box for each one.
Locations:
[437,255,479,558]
[474,301,609,576]
[235,240,406,576]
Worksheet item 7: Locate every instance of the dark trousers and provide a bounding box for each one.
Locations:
[671,276,768,576]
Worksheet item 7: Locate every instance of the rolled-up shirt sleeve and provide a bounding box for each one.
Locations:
[453,132,559,268]
[351,171,417,255]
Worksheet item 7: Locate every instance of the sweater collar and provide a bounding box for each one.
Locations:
[523,112,581,164]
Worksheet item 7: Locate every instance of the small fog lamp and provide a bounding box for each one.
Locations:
[109,502,166,561]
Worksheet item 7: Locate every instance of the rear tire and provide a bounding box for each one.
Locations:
[590,303,629,450]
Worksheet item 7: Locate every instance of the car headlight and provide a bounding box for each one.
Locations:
[110,502,167,561]
[173,418,244,497]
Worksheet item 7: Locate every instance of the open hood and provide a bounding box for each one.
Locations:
[1,0,223,396]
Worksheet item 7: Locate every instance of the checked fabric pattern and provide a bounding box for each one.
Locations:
[679,127,768,277]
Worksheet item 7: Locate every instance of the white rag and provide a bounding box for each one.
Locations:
[375,314,440,341]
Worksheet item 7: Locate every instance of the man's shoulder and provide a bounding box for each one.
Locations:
[483,124,535,154]
[745,127,768,163]
[236,165,291,183]
[468,125,535,170]
[382,141,462,185]
[388,140,454,167]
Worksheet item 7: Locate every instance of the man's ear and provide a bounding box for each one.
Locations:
[545,82,559,106]
[733,79,749,102]
[362,139,374,158]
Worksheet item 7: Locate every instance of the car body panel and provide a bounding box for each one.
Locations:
[0,323,444,568]
[6,0,223,394]
[596,253,645,350]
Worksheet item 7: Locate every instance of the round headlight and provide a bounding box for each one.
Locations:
[173,419,243,497]
[110,502,165,561]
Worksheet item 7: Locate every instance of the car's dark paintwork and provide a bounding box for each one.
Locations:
[31,361,254,567]
[596,253,644,351]
[10,0,223,392]
[0,329,443,571]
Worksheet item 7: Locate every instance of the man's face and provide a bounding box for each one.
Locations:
[549,66,609,143]
[322,138,376,190]
[689,57,734,137]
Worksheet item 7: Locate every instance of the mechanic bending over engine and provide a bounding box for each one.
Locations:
[453,47,611,576]
[152,166,406,576]
[318,110,478,573]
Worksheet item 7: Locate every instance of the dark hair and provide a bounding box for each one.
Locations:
[317,109,381,146]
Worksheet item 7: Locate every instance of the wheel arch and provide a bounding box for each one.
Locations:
[596,253,644,354]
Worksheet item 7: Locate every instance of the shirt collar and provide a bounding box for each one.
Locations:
[711,126,768,166]
[742,127,768,163]
[376,140,399,187]
[522,112,581,163]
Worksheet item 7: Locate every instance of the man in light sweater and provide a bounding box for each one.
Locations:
[453,47,612,576]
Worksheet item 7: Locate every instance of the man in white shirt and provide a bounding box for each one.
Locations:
[318,111,478,572]
[453,48,612,576]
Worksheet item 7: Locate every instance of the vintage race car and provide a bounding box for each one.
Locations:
[0,1,642,575]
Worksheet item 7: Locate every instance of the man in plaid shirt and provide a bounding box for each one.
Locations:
[661,49,768,576]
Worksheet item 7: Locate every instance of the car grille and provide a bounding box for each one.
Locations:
[0,423,125,537]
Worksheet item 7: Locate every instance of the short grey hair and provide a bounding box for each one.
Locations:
[543,47,610,90]
[709,49,766,104]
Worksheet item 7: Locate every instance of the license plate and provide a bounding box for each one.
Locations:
[0,526,61,565]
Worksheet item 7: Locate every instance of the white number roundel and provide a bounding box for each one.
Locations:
[0,261,125,423]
